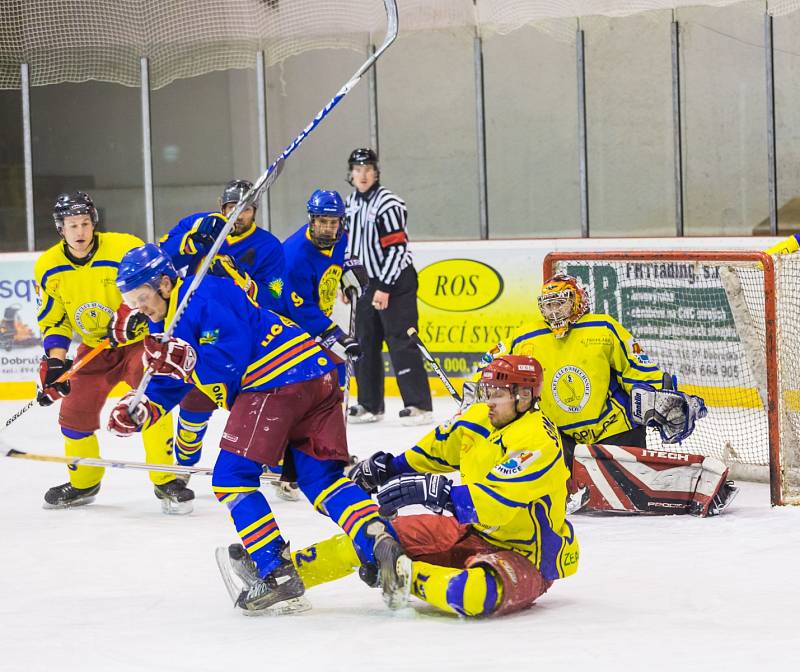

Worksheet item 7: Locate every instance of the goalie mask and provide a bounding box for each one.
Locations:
[476,355,543,406]
[538,274,589,338]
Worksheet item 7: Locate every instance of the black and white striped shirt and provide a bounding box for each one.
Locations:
[344,184,413,292]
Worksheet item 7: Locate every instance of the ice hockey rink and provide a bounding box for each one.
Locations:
[1,396,797,672]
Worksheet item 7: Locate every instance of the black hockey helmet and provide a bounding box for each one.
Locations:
[52,191,98,233]
[347,148,380,186]
[220,179,256,210]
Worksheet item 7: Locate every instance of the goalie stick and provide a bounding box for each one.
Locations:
[128,0,399,413]
[2,338,110,433]
[407,327,462,405]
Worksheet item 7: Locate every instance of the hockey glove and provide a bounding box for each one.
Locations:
[142,335,197,382]
[320,325,362,361]
[185,212,228,254]
[341,258,370,299]
[107,303,149,348]
[209,254,258,303]
[348,451,395,494]
[631,384,708,444]
[36,356,73,406]
[377,473,453,518]
[107,391,156,436]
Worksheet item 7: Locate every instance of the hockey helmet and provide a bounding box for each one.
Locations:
[477,355,543,402]
[347,147,380,186]
[538,273,589,338]
[220,179,256,210]
[53,191,98,233]
[116,244,178,294]
[307,189,345,249]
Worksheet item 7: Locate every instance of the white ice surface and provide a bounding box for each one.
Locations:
[0,396,798,672]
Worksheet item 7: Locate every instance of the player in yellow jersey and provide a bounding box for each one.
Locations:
[280,355,578,618]
[475,274,736,517]
[764,234,800,256]
[33,192,191,513]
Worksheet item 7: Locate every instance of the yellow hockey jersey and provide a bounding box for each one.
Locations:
[764,234,800,256]
[404,403,578,581]
[484,313,666,444]
[34,232,145,350]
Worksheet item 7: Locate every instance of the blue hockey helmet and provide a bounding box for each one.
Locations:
[116,244,178,294]
[307,189,345,249]
[53,191,98,233]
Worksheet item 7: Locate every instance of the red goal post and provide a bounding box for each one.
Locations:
[543,250,800,506]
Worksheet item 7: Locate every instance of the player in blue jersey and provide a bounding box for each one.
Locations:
[106,244,411,615]
[155,179,288,476]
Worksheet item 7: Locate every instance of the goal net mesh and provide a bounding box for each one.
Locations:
[2,1,800,90]
[548,252,800,502]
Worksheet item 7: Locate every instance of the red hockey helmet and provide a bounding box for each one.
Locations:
[478,355,543,401]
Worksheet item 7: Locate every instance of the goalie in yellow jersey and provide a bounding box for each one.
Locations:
[473,274,737,517]
[267,354,578,618]
[33,192,191,513]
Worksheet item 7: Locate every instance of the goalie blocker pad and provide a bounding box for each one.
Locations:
[571,444,729,517]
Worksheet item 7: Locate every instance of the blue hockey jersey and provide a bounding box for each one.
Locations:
[282,224,348,337]
[144,276,335,414]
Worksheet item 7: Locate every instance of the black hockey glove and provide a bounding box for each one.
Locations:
[320,325,361,360]
[37,356,73,406]
[348,451,395,494]
[189,212,228,253]
[377,473,453,517]
[341,258,370,299]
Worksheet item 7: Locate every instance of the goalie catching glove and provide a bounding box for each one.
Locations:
[630,384,707,444]
[142,335,197,381]
[107,390,160,435]
[376,473,453,517]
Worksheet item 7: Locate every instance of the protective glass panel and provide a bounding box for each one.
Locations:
[679,1,768,236]
[31,81,144,249]
[0,89,26,251]
[483,21,580,238]
[584,11,675,237]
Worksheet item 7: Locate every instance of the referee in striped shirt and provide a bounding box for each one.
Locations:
[344,148,433,426]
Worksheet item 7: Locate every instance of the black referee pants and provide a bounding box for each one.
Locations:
[354,265,432,414]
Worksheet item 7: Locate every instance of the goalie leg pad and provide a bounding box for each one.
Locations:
[465,550,551,617]
[573,444,721,515]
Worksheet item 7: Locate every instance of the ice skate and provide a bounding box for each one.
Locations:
[398,406,434,426]
[215,543,310,615]
[708,480,739,516]
[365,520,412,609]
[566,486,590,515]
[348,404,384,424]
[270,480,301,502]
[154,478,195,515]
[43,482,100,509]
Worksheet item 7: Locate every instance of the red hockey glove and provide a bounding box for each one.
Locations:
[107,391,154,436]
[143,335,197,381]
[36,356,73,406]
[107,303,149,348]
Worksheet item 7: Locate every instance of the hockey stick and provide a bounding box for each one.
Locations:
[128,0,399,412]
[406,328,462,405]
[2,338,110,432]
[0,436,278,481]
[342,287,358,418]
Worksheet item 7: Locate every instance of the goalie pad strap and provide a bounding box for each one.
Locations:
[572,444,729,517]
[465,550,551,616]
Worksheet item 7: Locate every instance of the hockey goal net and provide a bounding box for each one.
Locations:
[544,250,800,506]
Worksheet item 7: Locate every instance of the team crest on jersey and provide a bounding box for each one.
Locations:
[199,329,219,345]
[551,365,591,413]
[268,277,284,299]
[74,302,113,335]
[318,266,343,317]
[493,450,540,477]
[628,338,650,364]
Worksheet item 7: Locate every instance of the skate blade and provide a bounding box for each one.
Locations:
[383,554,412,610]
[160,498,193,515]
[270,481,301,502]
[42,495,96,510]
[566,486,590,515]
[240,596,312,617]
[215,546,245,604]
